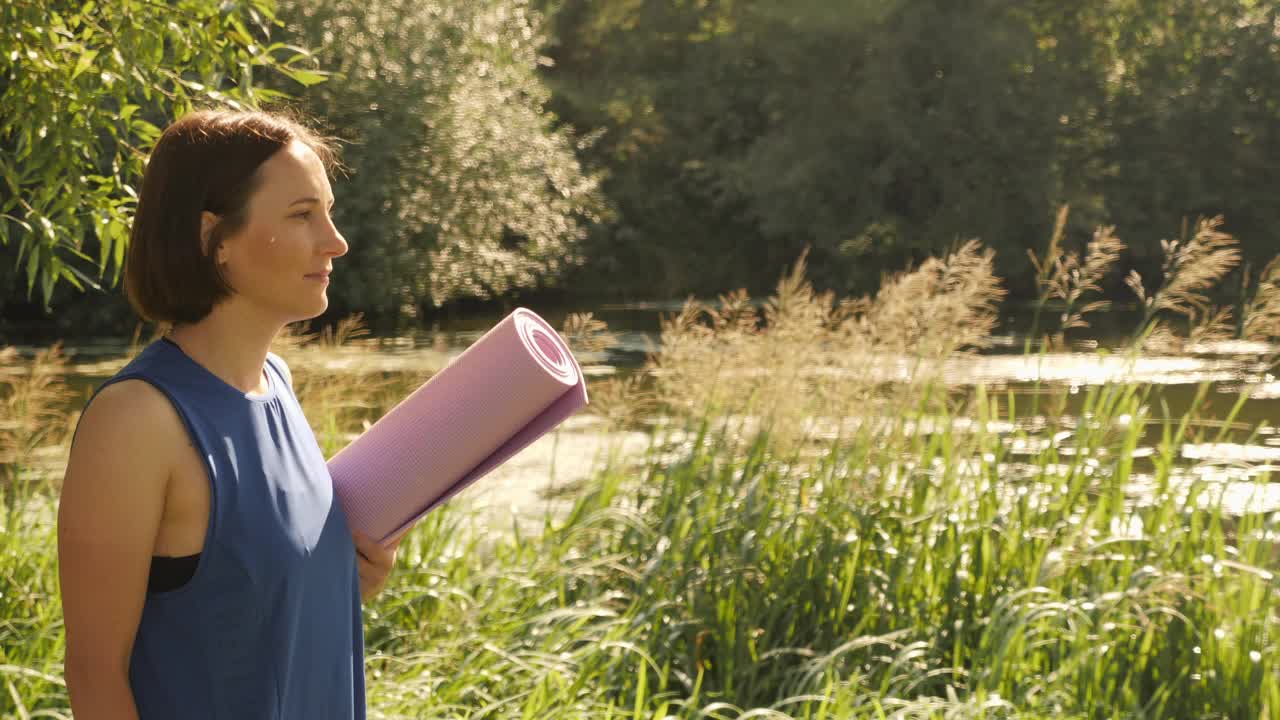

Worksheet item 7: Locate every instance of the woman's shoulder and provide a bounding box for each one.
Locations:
[73,378,188,458]
[62,379,180,542]
[90,376,177,413]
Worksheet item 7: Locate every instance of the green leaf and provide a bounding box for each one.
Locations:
[61,265,85,291]
[42,263,56,308]
[97,216,110,268]
[111,219,126,273]
[3,214,33,236]
[25,241,40,295]
[226,14,254,46]
[57,237,94,263]
[71,48,98,80]
[131,118,162,143]
[38,215,56,241]
[251,86,290,102]
[0,0,322,311]
[65,261,102,292]
[283,67,327,87]
[262,42,313,59]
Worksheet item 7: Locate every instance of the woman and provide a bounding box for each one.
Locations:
[57,109,398,719]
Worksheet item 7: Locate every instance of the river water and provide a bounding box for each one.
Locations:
[9,301,1280,527]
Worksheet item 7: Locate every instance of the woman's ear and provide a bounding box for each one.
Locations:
[200,211,223,262]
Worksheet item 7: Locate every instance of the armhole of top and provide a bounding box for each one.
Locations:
[80,374,221,594]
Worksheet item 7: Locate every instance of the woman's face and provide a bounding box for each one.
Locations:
[207,139,348,323]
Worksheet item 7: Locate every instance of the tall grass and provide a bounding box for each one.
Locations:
[553,388,1276,717]
[647,242,1004,453]
[0,346,70,717]
[1,210,1278,718]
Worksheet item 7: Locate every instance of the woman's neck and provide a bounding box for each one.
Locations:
[166,303,282,395]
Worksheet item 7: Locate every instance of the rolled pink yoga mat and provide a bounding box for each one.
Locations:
[328,308,589,546]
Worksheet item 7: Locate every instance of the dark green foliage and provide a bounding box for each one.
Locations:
[262,0,605,323]
[541,0,1280,300]
[6,0,1280,334]
[2,0,602,333]
[0,0,316,312]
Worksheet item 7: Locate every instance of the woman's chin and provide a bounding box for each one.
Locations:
[288,296,329,324]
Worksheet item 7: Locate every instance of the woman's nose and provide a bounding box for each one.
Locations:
[326,220,349,258]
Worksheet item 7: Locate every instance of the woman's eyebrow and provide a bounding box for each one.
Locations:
[288,196,336,207]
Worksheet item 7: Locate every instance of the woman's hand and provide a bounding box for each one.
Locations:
[352,530,401,603]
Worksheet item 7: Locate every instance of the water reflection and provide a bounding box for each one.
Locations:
[943,352,1260,387]
[16,304,1280,519]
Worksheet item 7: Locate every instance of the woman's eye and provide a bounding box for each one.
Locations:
[292,210,312,220]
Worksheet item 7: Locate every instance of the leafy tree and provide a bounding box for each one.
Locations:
[704,0,1074,293]
[541,0,1080,296]
[0,0,319,312]
[538,0,1280,300]
[1098,0,1280,269]
[271,0,604,324]
[9,0,1278,331]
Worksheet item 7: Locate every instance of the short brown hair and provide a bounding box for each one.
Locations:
[124,109,337,325]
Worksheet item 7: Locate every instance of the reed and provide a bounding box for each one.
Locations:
[1126,216,1242,352]
[0,343,73,486]
[0,346,69,716]
[271,313,409,456]
[1240,257,1280,345]
[647,242,1004,453]
[1027,206,1125,349]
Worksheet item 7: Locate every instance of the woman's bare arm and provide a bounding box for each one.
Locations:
[57,380,180,720]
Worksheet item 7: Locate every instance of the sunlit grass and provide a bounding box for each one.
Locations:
[1,209,1278,717]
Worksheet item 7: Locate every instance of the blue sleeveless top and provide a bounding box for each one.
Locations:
[81,337,366,719]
